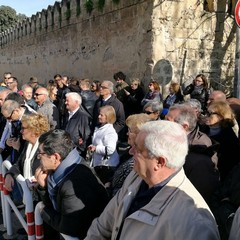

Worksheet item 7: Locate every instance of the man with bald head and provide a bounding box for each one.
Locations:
[34,87,59,129]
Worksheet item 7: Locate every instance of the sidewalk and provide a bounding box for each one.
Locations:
[0,207,27,240]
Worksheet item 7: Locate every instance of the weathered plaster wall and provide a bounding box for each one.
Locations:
[0,0,237,96]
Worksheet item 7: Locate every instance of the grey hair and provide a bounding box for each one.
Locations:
[66,92,82,106]
[184,99,202,113]
[168,104,197,132]
[143,100,163,113]
[102,80,114,94]
[141,120,188,169]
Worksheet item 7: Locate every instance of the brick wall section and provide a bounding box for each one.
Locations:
[0,0,237,97]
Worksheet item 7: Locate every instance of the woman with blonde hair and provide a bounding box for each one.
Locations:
[110,113,152,196]
[4,113,50,200]
[88,105,119,184]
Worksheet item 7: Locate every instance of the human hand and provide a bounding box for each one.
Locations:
[124,89,130,96]
[5,174,14,192]
[35,167,48,188]
[88,145,96,152]
[78,138,83,145]
[6,137,16,147]
[11,138,20,151]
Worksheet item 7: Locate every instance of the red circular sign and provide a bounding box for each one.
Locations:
[235,0,240,27]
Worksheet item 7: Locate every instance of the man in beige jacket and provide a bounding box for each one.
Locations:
[85,120,220,240]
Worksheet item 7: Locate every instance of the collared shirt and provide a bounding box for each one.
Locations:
[68,107,79,120]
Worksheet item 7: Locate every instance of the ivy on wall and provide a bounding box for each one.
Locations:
[84,0,121,14]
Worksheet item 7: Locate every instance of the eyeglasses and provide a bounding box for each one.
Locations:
[6,82,14,85]
[37,151,47,156]
[34,93,45,97]
[144,111,155,115]
[6,109,15,120]
[100,86,108,90]
[206,111,219,117]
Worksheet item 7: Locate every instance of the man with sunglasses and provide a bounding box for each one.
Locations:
[34,87,60,130]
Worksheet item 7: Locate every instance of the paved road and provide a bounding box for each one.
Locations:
[0,207,27,240]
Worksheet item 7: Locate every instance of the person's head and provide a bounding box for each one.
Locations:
[29,77,39,89]
[129,120,188,186]
[91,80,101,93]
[21,84,33,101]
[100,80,114,98]
[65,92,82,112]
[46,83,58,101]
[130,78,141,90]
[5,92,25,104]
[6,77,18,92]
[184,99,202,117]
[98,105,116,125]
[143,100,163,120]
[21,113,50,143]
[0,89,11,107]
[193,74,208,89]
[205,101,235,127]
[207,90,226,106]
[165,104,197,133]
[62,75,70,86]
[126,113,152,146]
[80,79,91,90]
[1,100,23,121]
[54,74,63,88]
[113,71,126,84]
[3,72,12,85]
[169,82,181,94]
[34,87,49,106]
[38,129,75,171]
[148,80,160,92]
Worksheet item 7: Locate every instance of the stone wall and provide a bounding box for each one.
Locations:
[0,0,237,97]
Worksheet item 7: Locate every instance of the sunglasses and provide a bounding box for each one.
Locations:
[206,111,219,117]
[34,93,45,97]
[144,111,155,115]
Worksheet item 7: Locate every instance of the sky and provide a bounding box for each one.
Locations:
[0,0,57,17]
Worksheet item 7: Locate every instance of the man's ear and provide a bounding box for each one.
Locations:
[181,122,189,132]
[154,156,166,170]
[53,152,62,164]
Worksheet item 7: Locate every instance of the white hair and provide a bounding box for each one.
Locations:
[66,92,82,106]
[140,120,188,169]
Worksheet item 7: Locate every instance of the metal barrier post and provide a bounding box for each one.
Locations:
[0,154,7,231]
[34,201,44,240]
[3,160,35,240]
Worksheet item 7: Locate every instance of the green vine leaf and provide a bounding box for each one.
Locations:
[97,0,105,11]
[84,0,94,14]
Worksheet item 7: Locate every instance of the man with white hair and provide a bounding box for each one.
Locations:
[63,92,92,158]
[34,87,59,130]
[92,80,125,139]
[85,120,220,240]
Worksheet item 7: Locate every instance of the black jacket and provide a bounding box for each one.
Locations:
[92,95,125,134]
[38,163,109,239]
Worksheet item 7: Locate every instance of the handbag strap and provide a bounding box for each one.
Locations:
[103,146,108,160]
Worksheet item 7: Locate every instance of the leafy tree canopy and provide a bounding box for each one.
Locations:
[0,5,27,32]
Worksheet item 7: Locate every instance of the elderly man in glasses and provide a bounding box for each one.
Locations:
[34,87,60,130]
[35,129,109,239]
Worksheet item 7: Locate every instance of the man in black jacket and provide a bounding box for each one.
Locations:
[35,129,109,239]
[92,80,125,140]
[63,92,92,158]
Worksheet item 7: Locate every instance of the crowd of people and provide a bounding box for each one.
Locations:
[0,71,240,239]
